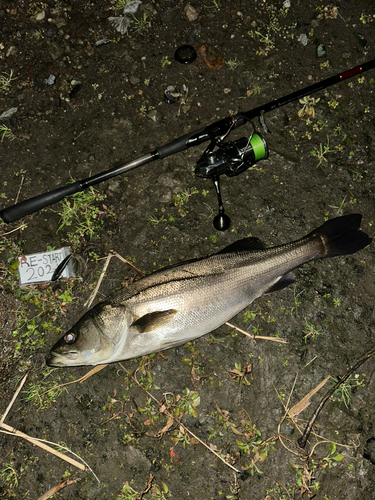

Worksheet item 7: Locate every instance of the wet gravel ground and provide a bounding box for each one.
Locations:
[1,1,375,499]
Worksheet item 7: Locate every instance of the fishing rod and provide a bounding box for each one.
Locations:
[1,58,374,230]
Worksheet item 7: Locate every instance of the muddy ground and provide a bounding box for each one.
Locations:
[0,1,375,499]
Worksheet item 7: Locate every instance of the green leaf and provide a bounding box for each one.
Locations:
[162,482,169,493]
[333,453,344,462]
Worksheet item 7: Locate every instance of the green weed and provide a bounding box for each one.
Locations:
[303,322,323,343]
[148,213,166,226]
[173,187,198,217]
[12,312,55,353]
[310,137,334,168]
[0,465,18,489]
[298,96,320,119]
[110,0,132,10]
[229,362,252,386]
[204,0,221,10]
[330,374,366,409]
[118,480,170,500]
[0,69,16,91]
[248,3,296,56]
[320,60,330,71]
[239,438,277,475]
[118,482,139,500]
[328,99,339,109]
[281,287,303,317]
[174,388,200,418]
[359,12,375,24]
[225,57,242,70]
[21,367,65,411]
[131,13,151,33]
[55,187,109,251]
[26,2,47,16]
[329,196,347,215]
[321,442,345,469]
[0,124,16,142]
[161,56,171,67]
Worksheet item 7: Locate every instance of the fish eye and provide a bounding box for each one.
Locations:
[64,332,76,344]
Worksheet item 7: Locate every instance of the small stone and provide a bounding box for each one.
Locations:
[6,46,17,57]
[364,438,375,464]
[55,17,67,29]
[164,85,180,104]
[298,33,308,46]
[123,446,151,471]
[158,174,181,190]
[159,190,172,203]
[143,3,157,15]
[354,33,367,47]
[316,43,326,58]
[129,76,140,85]
[181,104,191,114]
[283,0,291,8]
[35,10,46,21]
[112,117,133,132]
[44,75,56,86]
[49,42,63,60]
[147,109,158,121]
[95,38,110,47]
[184,3,198,22]
[43,27,57,38]
[0,107,18,120]
[123,0,142,15]
[108,180,120,193]
[108,16,131,35]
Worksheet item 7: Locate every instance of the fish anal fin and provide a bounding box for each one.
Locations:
[131,309,178,333]
[265,273,295,294]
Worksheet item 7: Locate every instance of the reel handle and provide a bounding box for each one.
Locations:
[212,176,230,231]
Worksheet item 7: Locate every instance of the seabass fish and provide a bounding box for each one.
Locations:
[47,214,371,367]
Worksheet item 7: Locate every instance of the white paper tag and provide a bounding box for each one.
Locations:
[18,247,75,286]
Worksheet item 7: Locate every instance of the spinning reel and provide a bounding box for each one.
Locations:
[195,116,268,231]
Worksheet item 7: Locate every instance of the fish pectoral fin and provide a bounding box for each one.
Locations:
[131,309,178,333]
[265,273,295,294]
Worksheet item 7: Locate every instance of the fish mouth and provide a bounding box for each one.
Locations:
[46,350,79,367]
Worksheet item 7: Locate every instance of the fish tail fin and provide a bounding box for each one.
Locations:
[307,214,371,258]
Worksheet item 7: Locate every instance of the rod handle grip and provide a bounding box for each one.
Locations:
[157,127,206,159]
[0,181,82,223]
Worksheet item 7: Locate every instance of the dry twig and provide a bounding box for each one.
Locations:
[288,375,331,419]
[84,250,144,308]
[118,363,242,474]
[84,252,114,308]
[0,374,99,479]
[298,346,375,448]
[0,372,29,427]
[225,322,287,344]
[0,423,87,471]
[37,477,81,500]
[43,364,108,395]
[0,223,27,236]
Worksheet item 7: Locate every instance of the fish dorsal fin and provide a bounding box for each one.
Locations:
[265,273,295,294]
[216,237,266,255]
[131,309,178,333]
